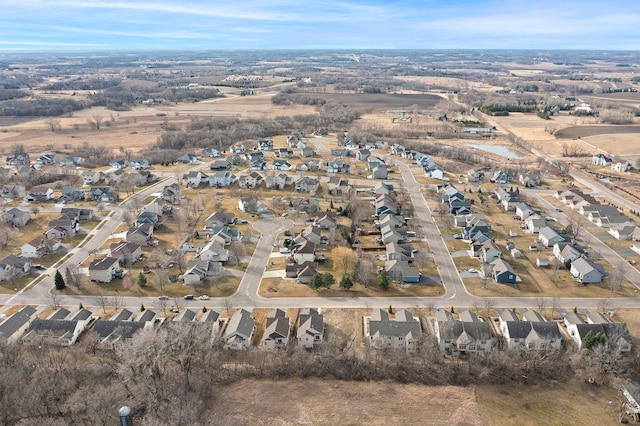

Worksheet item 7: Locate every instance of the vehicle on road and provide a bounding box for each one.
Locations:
[453,234,463,239]
[468,269,479,273]
[183,294,194,300]
[199,295,210,300]
[158,295,169,300]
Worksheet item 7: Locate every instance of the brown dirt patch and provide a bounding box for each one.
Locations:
[296,92,442,111]
[555,125,640,140]
[210,378,486,426]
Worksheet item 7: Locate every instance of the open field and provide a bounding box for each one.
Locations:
[209,377,620,426]
[555,125,640,140]
[296,92,443,110]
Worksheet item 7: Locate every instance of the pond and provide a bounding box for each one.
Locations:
[466,144,524,159]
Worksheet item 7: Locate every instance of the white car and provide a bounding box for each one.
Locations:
[199,295,210,300]
[468,269,479,273]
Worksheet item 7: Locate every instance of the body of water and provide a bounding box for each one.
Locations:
[466,144,524,159]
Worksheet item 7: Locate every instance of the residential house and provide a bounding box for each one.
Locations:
[59,186,85,203]
[89,257,122,283]
[570,258,603,284]
[92,320,148,348]
[258,139,274,151]
[58,208,91,221]
[553,243,585,264]
[204,212,235,229]
[89,187,117,202]
[81,170,101,185]
[24,187,54,203]
[525,215,547,233]
[272,160,292,172]
[0,254,31,281]
[467,170,485,183]
[182,171,208,188]
[162,183,181,204]
[568,322,632,352]
[21,236,60,258]
[129,158,149,169]
[104,169,125,186]
[515,203,536,220]
[108,159,126,170]
[295,177,320,194]
[209,159,231,171]
[176,153,198,164]
[435,309,492,355]
[45,227,68,240]
[238,197,267,213]
[314,213,338,230]
[126,223,155,246]
[201,147,221,158]
[35,153,60,165]
[479,240,502,263]
[264,173,288,190]
[292,239,316,264]
[224,309,255,350]
[356,149,371,161]
[300,147,315,158]
[238,172,262,189]
[370,165,388,180]
[297,308,324,348]
[135,211,159,228]
[484,258,517,284]
[6,152,30,166]
[109,242,142,265]
[539,226,565,247]
[490,170,512,184]
[367,309,422,352]
[22,316,92,346]
[502,320,562,351]
[326,159,350,173]
[48,217,79,235]
[386,241,410,261]
[182,260,223,285]
[0,306,37,343]
[294,225,324,245]
[592,153,613,166]
[612,161,633,173]
[330,148,352,158]
[2,208,31,227]
[261,309,290,350]
[2,185,26,200]
[209,171,236,187]
[609,224,640,241]
[197,240,229,263]
[519,172,541,188]
[60,156,84,166]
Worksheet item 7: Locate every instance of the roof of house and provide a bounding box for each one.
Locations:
[0,306,37,339]
[297,308,323,338]
[70,309,93,321]
[498,309,519,322]
[92,320,146,340]
[225,309,254,339]
[522,310,545,322]
[48,308,71,320]
[369,308,421,339]
[505,321,561,340]
[89,256,120,271]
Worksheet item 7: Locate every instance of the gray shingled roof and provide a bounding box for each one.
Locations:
[48,308,71,320]
[0,306,37,339]
[225,309,254,339]
[92,320,146,340]
[369,309,421,339]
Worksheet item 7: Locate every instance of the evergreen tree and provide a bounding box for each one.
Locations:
[136,272,147,288]
[140,304,145,312]
[54,270,65,290]
[202,306,207,313]
[322,272,335,288]
[378,270,389,291]
[309,274,324,290]
[339,275,354,290]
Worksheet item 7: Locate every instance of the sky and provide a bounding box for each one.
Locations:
[0,0,638,51]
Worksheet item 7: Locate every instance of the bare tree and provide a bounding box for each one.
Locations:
[223,297,232,316]
[45,118,61,132]
[229,241,245,265]
[157,297,168,315]
[46,292,61,309]
[111,293,124,313]
[155,267,167,291]
[609,259,625,294]
[597,297,611,314]
[535,298,547,314]
[65,265,82,290]
[484,298,495,317]
[357,254,377,288]
[96,292,109,314]
[88,114,103,130]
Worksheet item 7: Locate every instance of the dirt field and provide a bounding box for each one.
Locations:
[556,125,640,140]
[296,92,443,111]
[209,377,620,425]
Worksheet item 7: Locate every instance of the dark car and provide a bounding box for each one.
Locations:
[183,294,194,300]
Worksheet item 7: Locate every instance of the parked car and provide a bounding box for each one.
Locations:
[158,295,169,300]
[199,295,210,300]
[183,294,194,300]
[529,245,539,251]
[468,269,479,273]
[453,234,463,239]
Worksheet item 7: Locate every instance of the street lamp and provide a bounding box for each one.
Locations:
[118,406,132,426]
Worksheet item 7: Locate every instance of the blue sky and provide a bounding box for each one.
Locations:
[0,0,638,51]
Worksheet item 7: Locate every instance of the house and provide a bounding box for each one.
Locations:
[536,258,549,267]
[486,258,517,284]
[467,170,485,183]
[519,172,541,188]
[367,309,422,352]
[204,212,236,229]
[209,159,231,171]
[568,322,632,352]
[201,147,221,158]
[297,308,324,348]
[373,182,394,195]
[82,170,102,185]
[261,309,290,350]
[238,197,267,213]
[231,144,247,155]
[272,160,292,172]
[129,158,149,169]
[608,224,640,241]
[592,153,613,166]
[224,309,255,350]
[89,187,117,202]
[126,223,155,246]
[22,317,91,346]
[515,203,536,220]
[24,187,55,203]
[292,239,316,264]
[525,215,547,233]
[104,169,125,186]
[479,240,502,263]
[108,159,126,170]
[502,321,562,351]
[298,160,322,172]
[384,259,409,281]
[357,149,371,161]
[370,165,388,180]
[553,243,585,263]
[285,261,319,283]
[60,156,85,166]
[182,260,223,285]
[162,183,181,205]
[612,161,633,173]
[264,173,288,190]
[258,139,274,151]
[570,258,603,284]
[45,227,68,240]
[0,254,31,281]
[539,226,565,247]
[176,153,198,164]
[109,242,142,265]
[330,148,352,158]
[327,159,350,173]
[6,152,30,166]
[0,306,37,343]
[300,147,315,158]
[295,177,319,194]
[35,153,60,165]
[209,171,236,187]
[48,217,79,235]
[435,309,492,355]
[21,236,60,258]
[490,170,512,184]
[2,184,26,200]
[89,257,122,283]
[59,186,85,203]
[92,320,148,348]
[238,172,262,189]
[135,211,159,227]
[314,213,338,230]
[182,171,208,188]
[197,240,229,263]
[423,164,444,180]
[2,208,31,227]
[386,241,410,261]
[294,225,324,245]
